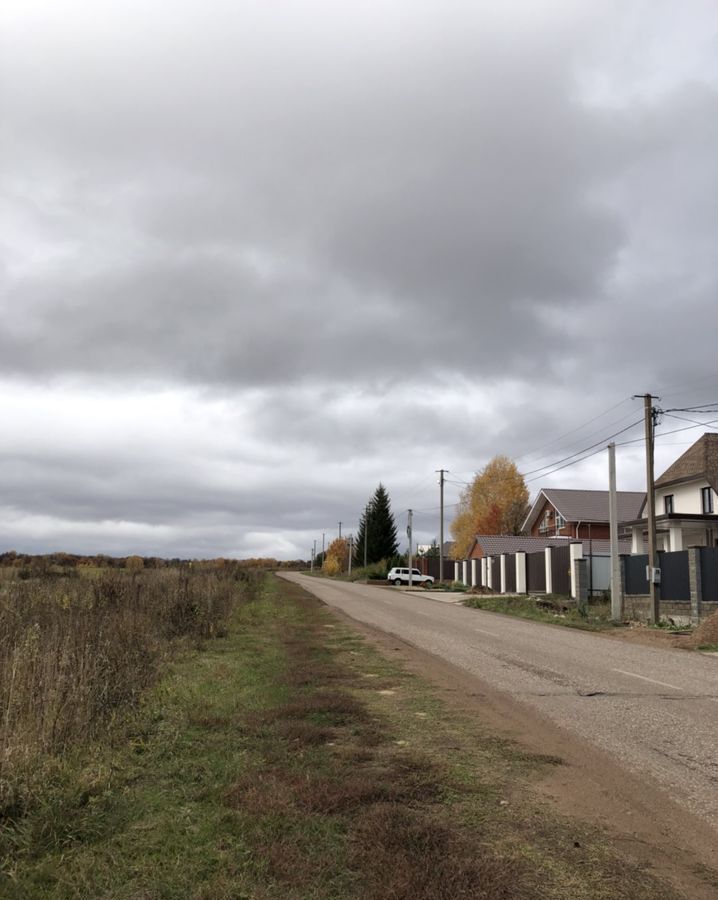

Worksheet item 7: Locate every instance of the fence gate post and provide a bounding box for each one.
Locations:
[499,554,507,594]
[516,552,527,593]
[569,542,584,600]
[688,547,703,625]
[544,547,553,594]
[470,558,478,587]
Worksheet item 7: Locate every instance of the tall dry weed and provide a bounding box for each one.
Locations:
[0,566,259,817]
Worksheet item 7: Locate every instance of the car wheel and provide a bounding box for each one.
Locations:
[394,579,402,586]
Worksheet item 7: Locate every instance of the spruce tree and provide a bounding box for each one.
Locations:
[355,483,399,565]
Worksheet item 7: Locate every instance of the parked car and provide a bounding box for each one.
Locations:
[387,567,434,587]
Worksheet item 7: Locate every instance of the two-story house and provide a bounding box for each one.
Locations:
[628,433,718,552]
[522,488,645,540]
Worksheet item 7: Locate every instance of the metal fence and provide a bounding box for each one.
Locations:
[526,551,546,592]
[657,550,690,602]
[551,545,571,596]
[701,547,718,602]
[504,555,516,593]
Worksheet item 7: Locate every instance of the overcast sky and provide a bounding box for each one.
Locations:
[2,0,718,560]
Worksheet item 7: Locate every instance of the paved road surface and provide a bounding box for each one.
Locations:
[281,574,718,833]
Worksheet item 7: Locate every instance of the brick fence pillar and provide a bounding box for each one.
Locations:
[688,547,702,625]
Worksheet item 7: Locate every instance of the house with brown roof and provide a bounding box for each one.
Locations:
[627,433,718,553]
[521,488,645,541]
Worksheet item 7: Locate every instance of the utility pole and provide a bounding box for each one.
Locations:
[636,393,661,624]
[338,521,342,539]
[310,544,315,573]
[363,503,369,569]
[608,442,622,622]
[347,535,353,576]
[407,509,413,588]
[436,469,448,583]
[322,532,325,561]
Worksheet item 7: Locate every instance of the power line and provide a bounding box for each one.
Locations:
[513,397,632,462]
[519,418,644,478]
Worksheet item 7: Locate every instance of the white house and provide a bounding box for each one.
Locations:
[628,433,718,553]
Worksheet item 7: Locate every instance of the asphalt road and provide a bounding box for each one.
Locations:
[280,574,718,833]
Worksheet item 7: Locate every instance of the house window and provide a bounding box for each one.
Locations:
[555,513,566,529]
[664,495,674,515]
[701,487,714,514]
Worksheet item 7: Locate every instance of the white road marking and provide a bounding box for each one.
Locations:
[611,669,683,691]
[474,627,500,637]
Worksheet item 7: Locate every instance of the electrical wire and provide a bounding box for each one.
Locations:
[512,397,632,462]
[519,418,644,478]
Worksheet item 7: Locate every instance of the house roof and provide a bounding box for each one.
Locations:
[522,488,645,532]
[655,433,718,490]
[470,534,631,558]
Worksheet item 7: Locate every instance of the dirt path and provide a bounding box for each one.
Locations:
[281,573,718,899]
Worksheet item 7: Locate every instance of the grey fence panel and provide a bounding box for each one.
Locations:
[527,551,546,592]
[656,550,690,602]
[624,554,648,595]
[504,554,516,593]
[551,545,571,596]
[701,547,718,602]
[586,554,610,595]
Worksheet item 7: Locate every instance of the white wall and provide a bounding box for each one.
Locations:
[656,479,714,515]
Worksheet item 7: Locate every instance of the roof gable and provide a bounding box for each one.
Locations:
[655,433,718,490]
[522,488,645,531]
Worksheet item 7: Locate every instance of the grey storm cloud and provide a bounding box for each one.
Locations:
[2,1,637,389]
[2,0,718,558]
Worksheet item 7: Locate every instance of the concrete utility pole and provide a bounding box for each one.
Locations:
[338,522,342,539]
[638,393,661,624]
[407,509,413,588]
[310,544,315,572]
[347,535,353,576]
[436,469,448,582]
[608,442,622,621]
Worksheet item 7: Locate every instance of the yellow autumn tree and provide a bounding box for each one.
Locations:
[450,455,529,558]
[322,537,349,576]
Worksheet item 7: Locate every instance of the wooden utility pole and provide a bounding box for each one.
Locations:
[608,442,622,621]
[641,393,660,624]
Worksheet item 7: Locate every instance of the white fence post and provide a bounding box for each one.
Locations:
[569,542,584,600]
[516,551,527,594]
[545,547,553,594]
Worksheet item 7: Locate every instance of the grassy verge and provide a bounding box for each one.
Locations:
[462,593,617,631]
[1,575,684,899]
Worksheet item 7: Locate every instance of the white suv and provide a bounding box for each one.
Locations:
[387,567,435,587]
